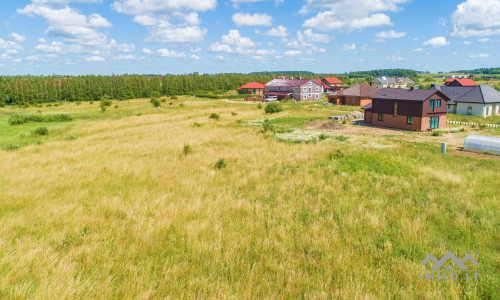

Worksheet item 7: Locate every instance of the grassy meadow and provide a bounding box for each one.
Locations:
[0,97,499,299]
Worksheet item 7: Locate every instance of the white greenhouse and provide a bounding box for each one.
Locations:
[463,135,500,156]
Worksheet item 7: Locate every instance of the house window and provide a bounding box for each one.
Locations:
[394,102,398,117]
[352,98,356,104]
[303,87,307,92]
[407,116,413,124]
[467,106,472,115]
[378,114,384,121]
[429,100,435,112]
[436,99,441,107]
[303,95,307,99]
[486,107,490,115]
[447,105,451,109]
[429,116,439,129]
[315,87,319,91]
[294,88,297,92]
[315,94,320,99]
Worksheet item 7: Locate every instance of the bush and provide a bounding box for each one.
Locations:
[33,127,48,136]
[171,96,178,100]
[102,100,112,106]
[193,122,202,127]
[262,119,273,132]
[478,123,486,130]
[8,114,72,125]
[214,158,227,169]
[231,112,238,116]
[100,101,107,113]
[183,144,192,156]
[209,113,220,120]
[431,131,443,136]
[179,103,184,108]
[335,135,349,142]
[257,103,262,109]
[318,133,329,141]
[150,98,161,108]
[265,103,283,114]
[328,150,344,160]
[1,143,20,151]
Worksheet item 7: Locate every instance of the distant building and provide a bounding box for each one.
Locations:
[443,78,478,87]
[313,79,331,92]
[328,83,380,106]
[321,77,343,92]
[264,79,324,101]
[237,82,265,95]
[363,88,450,131]
[371,77,414,88]
[430,85,476,114]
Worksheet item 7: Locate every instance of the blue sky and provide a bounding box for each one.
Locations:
[0,0,498,75]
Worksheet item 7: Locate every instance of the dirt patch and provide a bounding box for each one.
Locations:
[451,148,500,160]
[306,120,344,130]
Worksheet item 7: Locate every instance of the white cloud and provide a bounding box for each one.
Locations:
[232,13,273,27]
[209,30,257,55]
[284,29,333,53]
[374,30,407,42]
[341,43,356,51]
[133,15,157,26]
[462,41,471,45]
[157,48,186,58]
[422,36,450,47]
[86,56,105,62]
[260,25,289,37]
[144,20,207,43]
[412,48,423,52]
[451,0,500,37]
[9,33,27,43]
[285,50,302,56]
[112,0,217,15]
[469,53,490,58]
[478,38,490,42]
[386,56,407,62]
[190,54,200,60]
[230,0,267,8]
[301,0,410,32]
[142,48,153,55]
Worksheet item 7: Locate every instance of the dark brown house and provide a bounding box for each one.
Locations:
[363,88,451,131]
[328,83,380,106]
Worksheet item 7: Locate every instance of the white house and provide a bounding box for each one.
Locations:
[264,79,324,101]
[433,85,500,117]
[371,77,414,89]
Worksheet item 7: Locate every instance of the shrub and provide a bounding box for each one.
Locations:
[214,158,227,169]
[257,103,262,109]
[161,98,166,103]
[102,100,112,106]
[231,112,238,116]
[137,113,142,116]
[328,150,344,160]
[171,96,178,100]
[151,98,161,108]
[262,119,273,132]
[65,135,77,140]
[193,122,202,127]
[169,102,173,106]
[335,135,349,142]
[100,101,107,113]
[478,123,486,130]
[76,101,81,105]
[265,103,283,114]
[209,113,220,120]
[33,127,48,136]
[7,114,71,126]
[342,120,347,124]
[431,131,443,136]
[89,101,93,105]
[183,144,192,156]
[318,133,329,141]
[179,103,184,108]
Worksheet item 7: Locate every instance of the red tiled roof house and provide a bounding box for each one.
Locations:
[363,88,451,131]
[444,78,478,87]
[264,79,324,101]
[327,83,380,106]
[237,82,265,95]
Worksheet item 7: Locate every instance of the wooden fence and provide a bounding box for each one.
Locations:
[244,97,264,102]
[447,120,500,128]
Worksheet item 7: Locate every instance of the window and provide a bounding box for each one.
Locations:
[303,95,307,99]
[315,94,320,99]
[315,87,319,91]
[294,87,297,92]
[429,116,439,129]
[436,99,441,107]
[429,100,435,112]
[467,106,472,115]
[394,102,398,117]
[308,82,312,85]
[407,116,413,124]
[352,98,356,104]
[448,105,451,109]
[303,87,307,92]
[486,107,490,115]
[378,114,384,121]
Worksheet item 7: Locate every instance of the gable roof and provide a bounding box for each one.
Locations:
[444,78,478,86]
[453,85,500,104]
[314,79,330,89]
[237,82,265,90]
[265,78,321,88]
[324,77,342,84]
[375,77,414,84]
[431,85,476,105]
[331,83,380,97]
[371,88,450,102]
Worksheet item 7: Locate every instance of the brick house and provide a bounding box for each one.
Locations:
[264,79,324,101]
[237,82,265,95]
[327,83,380,106]
[444,78,478,87]
[371,77,414,88]
[322,77,343,92]
[363,88,451,131]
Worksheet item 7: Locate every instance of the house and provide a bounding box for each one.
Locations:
[314,79,331,92]
[444,78,478,87]
[432,85,500,117]
[371,77,414,88]
[237,82,265,95]
[363,88,451,131]
[327,83,380,106]
[264,79,324,101]
[322,77,343,92]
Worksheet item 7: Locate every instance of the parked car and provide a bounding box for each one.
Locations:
[265,96,278,102]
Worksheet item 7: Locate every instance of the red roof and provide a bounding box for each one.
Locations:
[238,82,265,90]
[324,77,342,84]
[314,79,330,89]
[444,78,478,86]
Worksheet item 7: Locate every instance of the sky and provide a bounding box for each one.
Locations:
[0,0,498,75]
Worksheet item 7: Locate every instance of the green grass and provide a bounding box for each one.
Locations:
[447,113,500,125]
[0,97,498,298]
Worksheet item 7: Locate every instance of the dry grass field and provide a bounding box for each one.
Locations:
[0,98,499,299]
